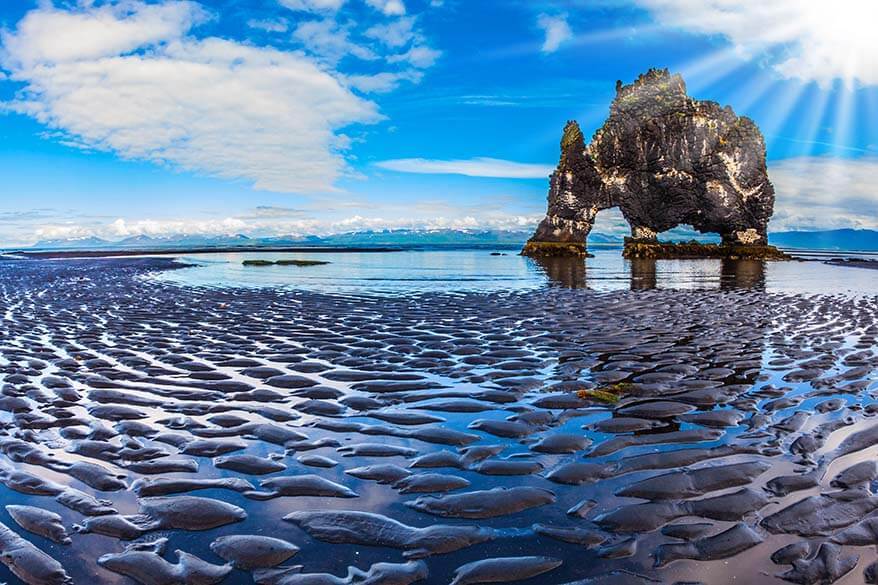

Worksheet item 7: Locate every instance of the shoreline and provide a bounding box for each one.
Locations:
[7,245,405,259]
[823,257,878,270]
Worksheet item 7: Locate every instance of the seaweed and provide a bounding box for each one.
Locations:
[520,241,592,258]
[621,239,790,260]
[243,259,330,267]
[577,383,633,404]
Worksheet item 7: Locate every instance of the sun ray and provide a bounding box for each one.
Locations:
[791,84,833,158]
[725,73,779,117]
[757,80,810,151]
[677,46,751,95]
[830,83,857,158]
[476,23,665,62]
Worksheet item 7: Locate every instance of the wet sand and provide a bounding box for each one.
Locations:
[0,257,877,584]
[824,258,878,270]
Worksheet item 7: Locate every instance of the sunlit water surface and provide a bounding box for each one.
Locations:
[153,248,878,296]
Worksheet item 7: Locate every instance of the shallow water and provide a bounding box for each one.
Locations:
[153,248,878,296]
[0,256,876,585]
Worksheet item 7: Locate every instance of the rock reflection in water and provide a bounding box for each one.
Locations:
[528,256,587,288]
[532,255,767,291]
[720,258,767,290]
[628,259,657,290]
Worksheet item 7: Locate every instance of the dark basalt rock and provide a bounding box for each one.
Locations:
[523,68,780,257]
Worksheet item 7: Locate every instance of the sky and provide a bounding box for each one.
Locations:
[1,0,877,246]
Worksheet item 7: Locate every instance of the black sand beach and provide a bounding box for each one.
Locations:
[0,257,877,584]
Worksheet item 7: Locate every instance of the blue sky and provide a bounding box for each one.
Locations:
[1,0,877,245]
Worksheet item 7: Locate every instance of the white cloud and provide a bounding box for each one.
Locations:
[365,0,406,17]
[292,18,377,63]
[1,1,384,194]
[387,45,441,68]
[365,17,416,47]
[769,156,878,230]
[362,17,440,68]
[279,0,346,13]
[537,14,572,54]
[108,217,248,237]
[0,1,207,68]
[247,18,289,33]
[636,0,878,86]
[347,70,422,93]
[32,224,93,241]
[375,157,553,179]
[20,210,543,245]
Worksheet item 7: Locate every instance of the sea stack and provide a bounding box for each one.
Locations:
[522,68,784,259]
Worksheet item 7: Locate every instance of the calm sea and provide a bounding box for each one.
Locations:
[151,248,878,296]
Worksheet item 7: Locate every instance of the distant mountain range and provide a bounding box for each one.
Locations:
[26,229,535,251]
[30,233,257,250]
[767,229,878,251]
[16,228,878,252]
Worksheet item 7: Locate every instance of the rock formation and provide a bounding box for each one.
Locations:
[522,68,780,258]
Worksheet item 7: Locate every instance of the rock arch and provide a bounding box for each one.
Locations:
[522,69,777,258]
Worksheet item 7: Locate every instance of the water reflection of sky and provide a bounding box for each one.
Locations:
[152,249,878,296]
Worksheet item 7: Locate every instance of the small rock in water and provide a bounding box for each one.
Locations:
[297,454,338,468]
[530,433,590,454]
[346,464,412,484]
[214,454,286,475]
[209,535,299,569]
[253,560,428,585]
[831,461,878,488]
[5,505,71,545]
[98,538,232,585]
[762,492,878,537]
[616,461,771,500]
[135,496,247,531]
[248,475,358,499]
[450,556,562,585]
[394,473,471,494]
[533,523,605,547]
[181,438,247,457]
[661,523,715,541]
[406,486,556,519]
[284,510,492,558]
[776,542,858,585]
[0,520,71,584]
[132,477,254,497]
[598,537,637,559]
[337,443,418,458]
[654,523,763,567]
[66,461,127,491]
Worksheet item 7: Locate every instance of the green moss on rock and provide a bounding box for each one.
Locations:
[243,259,331,267]
[275,259,330,266]
[622,239,790,260]
[521,241,592,258]
[561,121,584,152]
